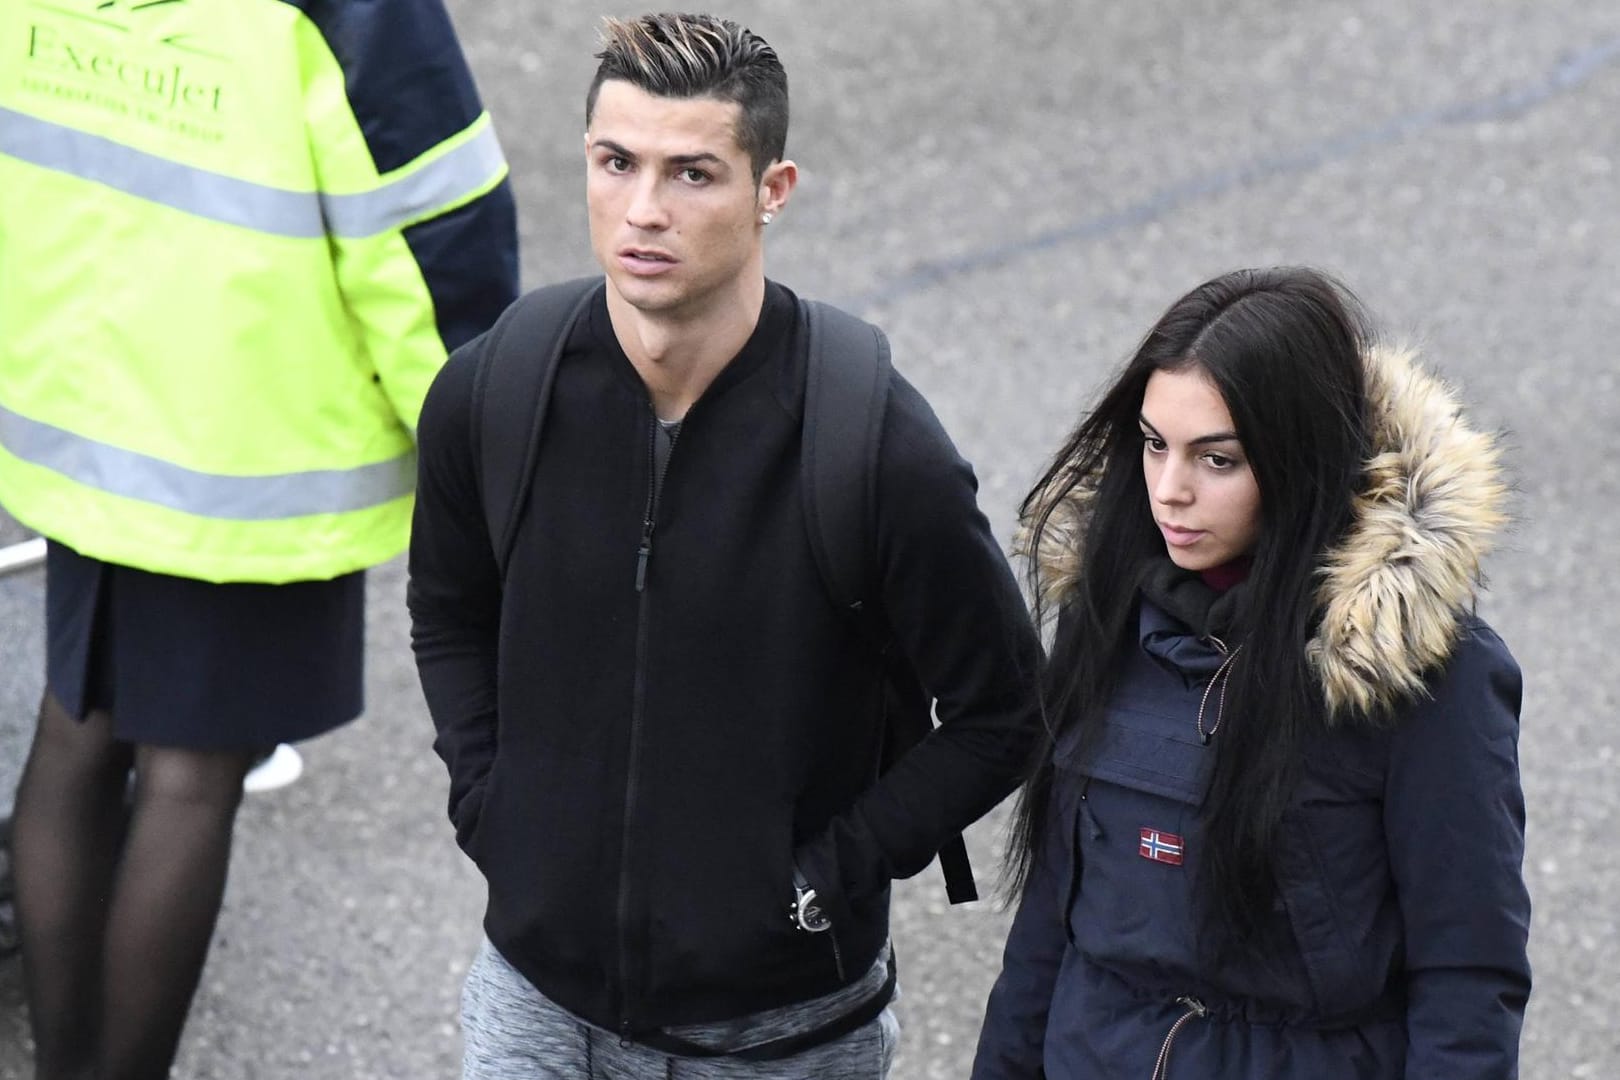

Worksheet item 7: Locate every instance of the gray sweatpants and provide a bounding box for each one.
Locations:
[461,938,899,1079]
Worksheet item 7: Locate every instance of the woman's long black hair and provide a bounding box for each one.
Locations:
[1007,266,1373,937]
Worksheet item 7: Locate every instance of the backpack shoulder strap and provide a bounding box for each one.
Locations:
[799,299,891,614]
[471,276,602,574]
[799,299,978,905]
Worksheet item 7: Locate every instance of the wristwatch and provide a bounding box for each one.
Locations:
[789,867,831,933]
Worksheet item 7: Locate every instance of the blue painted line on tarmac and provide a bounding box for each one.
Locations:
[845,35,1620,313]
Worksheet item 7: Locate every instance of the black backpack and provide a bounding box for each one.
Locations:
[467,277,975,905]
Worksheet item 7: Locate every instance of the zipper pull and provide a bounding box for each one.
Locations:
[634,529,652,592]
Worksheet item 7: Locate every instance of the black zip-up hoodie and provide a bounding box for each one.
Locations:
[407,281,1041,1038]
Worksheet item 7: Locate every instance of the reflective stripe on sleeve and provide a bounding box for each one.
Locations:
[322,120,506,238]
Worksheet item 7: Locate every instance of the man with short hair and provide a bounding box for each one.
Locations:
[408,13,1040,1077]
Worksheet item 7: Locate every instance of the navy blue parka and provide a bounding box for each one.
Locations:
[972,345,1531,1079]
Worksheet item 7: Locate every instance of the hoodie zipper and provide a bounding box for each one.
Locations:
[634,414,677,592]
[617,410,680,1040]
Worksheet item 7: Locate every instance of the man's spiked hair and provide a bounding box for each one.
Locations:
[586,13,789,181]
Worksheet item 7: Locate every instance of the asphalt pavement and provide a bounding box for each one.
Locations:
[4,0,1619,1076]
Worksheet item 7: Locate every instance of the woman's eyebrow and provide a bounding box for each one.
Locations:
[1137,414,1239,446]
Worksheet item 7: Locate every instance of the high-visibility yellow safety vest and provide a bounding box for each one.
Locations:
[0,0,519,583]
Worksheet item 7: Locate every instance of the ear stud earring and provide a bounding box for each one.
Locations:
[761,212,774,224]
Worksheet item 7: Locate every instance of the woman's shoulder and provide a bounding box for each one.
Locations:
[1391,614,1523,749]
[1443,615,1521,688]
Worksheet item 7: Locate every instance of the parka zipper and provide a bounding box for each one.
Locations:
[1149,995,1207,1080]
[617,410,680,1040]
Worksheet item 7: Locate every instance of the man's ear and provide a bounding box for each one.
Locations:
[758,159,798,217]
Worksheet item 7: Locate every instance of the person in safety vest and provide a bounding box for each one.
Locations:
[0,0,519,1074]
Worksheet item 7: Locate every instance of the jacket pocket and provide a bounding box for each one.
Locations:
[1063,712,1215,807]
[1056,714,1213,969]
[454,771,496,866]
[1273,742,1393,1015]
[641,796,805,1003]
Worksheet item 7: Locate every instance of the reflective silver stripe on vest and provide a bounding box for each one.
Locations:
[0,403,415,520]
[323,122,506,238]
[0,106,325,238]
[1,107,505,240]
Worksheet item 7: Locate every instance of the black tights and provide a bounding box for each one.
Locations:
[12,693,253,1080]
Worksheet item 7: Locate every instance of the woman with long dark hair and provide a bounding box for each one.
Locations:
[971,267,1530,1078]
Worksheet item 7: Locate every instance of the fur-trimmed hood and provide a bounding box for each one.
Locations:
[1020,344,1508,721]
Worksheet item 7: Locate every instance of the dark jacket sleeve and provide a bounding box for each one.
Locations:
[971,788,1070,1079]
[794,371,1042,914]
[1385,622,1531,1078]
[405,333,503,855]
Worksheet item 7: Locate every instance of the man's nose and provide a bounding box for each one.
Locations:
[626,175,669,230]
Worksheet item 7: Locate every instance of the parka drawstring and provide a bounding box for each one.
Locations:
[1195,642,1242,745]
[1150,996,1208,1080]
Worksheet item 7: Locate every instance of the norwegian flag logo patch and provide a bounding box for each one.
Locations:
[1139,827,1184,866]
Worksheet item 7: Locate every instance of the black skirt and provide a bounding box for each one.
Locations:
[45,541,365,750]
